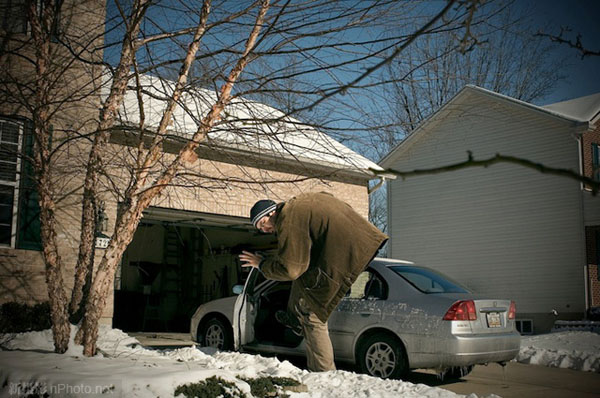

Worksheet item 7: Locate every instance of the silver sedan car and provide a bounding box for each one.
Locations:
[190,258,520,379]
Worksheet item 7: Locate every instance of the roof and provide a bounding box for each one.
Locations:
[542,92,600,124]
[379,85,594,168]
[102,72,383,178]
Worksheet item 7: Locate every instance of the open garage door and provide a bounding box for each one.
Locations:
[113,207,276,333]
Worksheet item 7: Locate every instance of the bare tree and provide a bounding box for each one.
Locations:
[1,0,510,355]
[0,0,107,352]
[361,5,567,160]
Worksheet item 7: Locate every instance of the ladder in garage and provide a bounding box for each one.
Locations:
[158,224,183,330]
[163,224,183,293]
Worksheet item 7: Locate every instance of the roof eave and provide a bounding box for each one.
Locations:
[207,138,384,181]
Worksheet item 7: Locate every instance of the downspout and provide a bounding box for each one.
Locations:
[368,176,386,194]
[574,124,591,316]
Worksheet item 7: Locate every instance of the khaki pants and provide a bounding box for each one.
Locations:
[289,292,336,372]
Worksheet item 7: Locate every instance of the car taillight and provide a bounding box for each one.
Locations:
[508,301,516,320]
[443,300,477,321]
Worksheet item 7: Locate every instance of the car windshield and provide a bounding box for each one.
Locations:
[389,265,470,294]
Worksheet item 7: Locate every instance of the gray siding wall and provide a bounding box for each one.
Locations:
[387,93,585,323]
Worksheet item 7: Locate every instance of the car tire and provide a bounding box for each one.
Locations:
[356,332,408,379]
[444,365,474,379]
[198,317,233,351]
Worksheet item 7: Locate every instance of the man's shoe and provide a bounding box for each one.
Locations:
[275,310,303,336]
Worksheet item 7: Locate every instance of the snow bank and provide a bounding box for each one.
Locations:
[515,331,600,372]
[4,325,598,397]
[0,325,479,398]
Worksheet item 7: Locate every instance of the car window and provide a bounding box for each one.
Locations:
[389,265,469,294]
[347,270,387,300]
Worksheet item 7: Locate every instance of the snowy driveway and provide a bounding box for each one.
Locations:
[408,361,600,398]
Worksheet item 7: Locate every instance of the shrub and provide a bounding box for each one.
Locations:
[175,376,247,398]
[0,302,51,333]
[243,377,300,398]
[175,376,301,398]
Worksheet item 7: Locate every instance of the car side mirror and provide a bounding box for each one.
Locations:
[232,285,244,295]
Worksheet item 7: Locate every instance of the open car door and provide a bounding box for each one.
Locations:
[233,267,261,350]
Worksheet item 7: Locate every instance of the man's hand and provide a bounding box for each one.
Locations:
[239,250,263,269]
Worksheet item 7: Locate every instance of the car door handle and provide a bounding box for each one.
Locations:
[359,313,371,317]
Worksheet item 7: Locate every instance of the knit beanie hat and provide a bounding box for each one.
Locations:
[250,199,277,228]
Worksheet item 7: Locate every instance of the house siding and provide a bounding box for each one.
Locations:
[386,91,585,332]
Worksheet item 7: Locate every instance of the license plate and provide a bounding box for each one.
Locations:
[486,312,501,328]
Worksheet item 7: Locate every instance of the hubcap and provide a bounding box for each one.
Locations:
[365,342,396,378]
[205,324,225,348]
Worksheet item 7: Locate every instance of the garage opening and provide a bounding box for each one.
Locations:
[113,206,276,333]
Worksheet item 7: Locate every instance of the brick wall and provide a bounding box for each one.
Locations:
[581,123,600,181]
[0,0,107,317]
[585,226,600,308]
[590,264,600,307]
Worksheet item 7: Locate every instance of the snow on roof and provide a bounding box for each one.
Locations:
[101,72,382,177]
[542,92,600,123]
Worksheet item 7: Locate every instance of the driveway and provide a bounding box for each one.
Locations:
[408,362,600,398]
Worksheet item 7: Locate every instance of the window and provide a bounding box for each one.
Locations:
[0,0,60,39]
[592,144,600,181]
[0,117,41,249]
[0,118,22,246]
[16,121,41,250]
[0,0,28,34]
[389,265,470,294]
[347,270,387,300]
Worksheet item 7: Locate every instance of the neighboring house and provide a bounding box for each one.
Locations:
[380,85,600,334]
[0,0,386,332]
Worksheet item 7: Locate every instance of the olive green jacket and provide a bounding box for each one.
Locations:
[260,192,388,322]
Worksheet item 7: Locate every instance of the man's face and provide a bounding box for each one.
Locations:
[256,211,275,233]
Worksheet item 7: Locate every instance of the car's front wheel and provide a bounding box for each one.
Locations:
[356,332,408,379]
[198,317,233,351]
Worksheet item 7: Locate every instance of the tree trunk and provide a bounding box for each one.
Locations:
[71,0,150,324]
[39,193,71,352]
[78,198,148,356]
[69,173,97,319]
[28,0,71,353]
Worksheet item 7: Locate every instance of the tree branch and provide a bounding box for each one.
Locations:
[289,0,459,114]
[536,28,600,59]
[375,151,599,194]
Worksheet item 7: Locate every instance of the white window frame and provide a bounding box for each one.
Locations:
[0,118,23,248]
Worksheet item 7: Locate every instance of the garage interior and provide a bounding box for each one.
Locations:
[113,206,276,333]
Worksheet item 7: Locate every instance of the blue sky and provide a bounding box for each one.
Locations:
[103,1,597,121]
[529,0,600,105]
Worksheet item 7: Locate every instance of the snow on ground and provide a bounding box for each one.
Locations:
[1,326,599,398]
[515,331,600,372]
[0,326,486,398]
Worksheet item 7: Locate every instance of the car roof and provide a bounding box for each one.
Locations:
[372,257,415,266]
